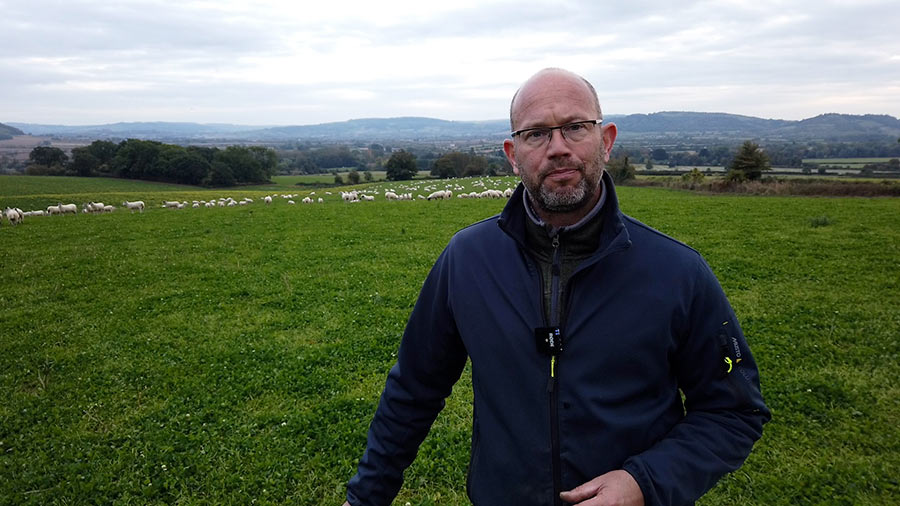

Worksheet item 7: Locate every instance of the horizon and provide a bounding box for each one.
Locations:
[7,110,900,130]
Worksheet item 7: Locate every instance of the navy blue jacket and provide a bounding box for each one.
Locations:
[347,174,770,505]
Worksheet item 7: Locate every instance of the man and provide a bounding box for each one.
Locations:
[343,68,770,506]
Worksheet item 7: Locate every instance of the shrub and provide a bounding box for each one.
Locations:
[809,216,833,228]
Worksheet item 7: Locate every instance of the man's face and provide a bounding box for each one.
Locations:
[503,72,616,216]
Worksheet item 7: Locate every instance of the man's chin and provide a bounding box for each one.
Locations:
[536,187,588,213]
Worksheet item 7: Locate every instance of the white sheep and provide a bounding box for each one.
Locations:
[47,204,61,215]
[317,197,324,203]
[103,205,115,213]
[163,201,181,209]
[4,207,23,226]
[123,200,145,213]
[59,203,78,215]
[264,196,273,204]
[302,197,313,204]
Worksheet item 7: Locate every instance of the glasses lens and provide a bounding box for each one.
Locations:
[562,122,593,142]
[522,128,550,146]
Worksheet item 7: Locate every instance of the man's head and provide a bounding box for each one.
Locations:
[503,68,617,225]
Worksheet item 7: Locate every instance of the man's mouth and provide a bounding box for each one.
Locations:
[543,167,581,182]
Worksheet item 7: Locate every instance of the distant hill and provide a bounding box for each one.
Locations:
[0,122,25,139]
[7,113,900,143]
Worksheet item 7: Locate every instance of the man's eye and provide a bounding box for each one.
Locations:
[564,123,585,133]
[525,130,548,141]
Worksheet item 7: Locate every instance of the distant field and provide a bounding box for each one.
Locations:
[1,176,898,505]
[802,157,894,168]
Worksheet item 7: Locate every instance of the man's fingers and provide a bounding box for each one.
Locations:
[559,477,601,502]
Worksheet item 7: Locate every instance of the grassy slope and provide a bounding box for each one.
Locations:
[1,179,898,505]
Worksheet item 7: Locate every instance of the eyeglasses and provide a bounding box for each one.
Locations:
[511,120,602,148]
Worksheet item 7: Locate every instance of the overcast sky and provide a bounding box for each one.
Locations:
[2,0,898,126]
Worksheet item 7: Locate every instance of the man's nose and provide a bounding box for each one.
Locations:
[545,128,573,157]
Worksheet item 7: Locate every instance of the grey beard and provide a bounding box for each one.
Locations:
[532,177,590,213]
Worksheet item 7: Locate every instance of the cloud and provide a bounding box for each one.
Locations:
[1,0,898,124]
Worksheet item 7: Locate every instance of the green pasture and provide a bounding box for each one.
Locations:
[1,175,898,505]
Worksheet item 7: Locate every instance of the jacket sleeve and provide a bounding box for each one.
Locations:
[346,244,469,506]
[622,256,771,506]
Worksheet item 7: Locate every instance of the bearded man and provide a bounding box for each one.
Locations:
[343,68,770,506]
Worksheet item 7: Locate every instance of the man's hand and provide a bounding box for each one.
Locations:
[559,470,644,506]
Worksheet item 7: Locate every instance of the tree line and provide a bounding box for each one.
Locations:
[26,140,277,186]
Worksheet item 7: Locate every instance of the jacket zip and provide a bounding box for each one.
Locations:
[548,234,563,506]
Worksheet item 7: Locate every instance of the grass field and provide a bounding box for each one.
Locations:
[1,175,898,505]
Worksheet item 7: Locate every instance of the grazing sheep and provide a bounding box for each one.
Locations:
[287,200,295,204]
[4,207,23,226]
[361,194,375,201]
[103,205,115,213]
[123,200,145,213]
[317,197,324,203]
[264,196,273,204]
[302,197,313,204]
[163,201,181,209]
[59,203,78,215]
[47,204,62,215]
[384,191,398,200]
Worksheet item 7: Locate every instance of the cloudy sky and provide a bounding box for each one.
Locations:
[1,0,898,126]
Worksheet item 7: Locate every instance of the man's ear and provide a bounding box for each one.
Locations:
[601,123,618,162]
[503,138,519,175]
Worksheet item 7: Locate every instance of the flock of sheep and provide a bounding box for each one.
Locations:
[1,178,518,229]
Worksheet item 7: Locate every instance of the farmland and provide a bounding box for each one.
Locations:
[1,175,898,505]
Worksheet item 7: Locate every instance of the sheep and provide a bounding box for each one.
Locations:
[317,197,324,203]
[384,191,399,201]
[163,201,181,209]
[287,200,295,205]
[302,197,313,204]
[4,207,23,226]
[103,205,115,213]
[123,200,145,213]
[361,194,375,201]
[426,190,452,200]
[59,203,78,215]
[47,204,62,215]
[88,202,106,213]
[264,196,273,204]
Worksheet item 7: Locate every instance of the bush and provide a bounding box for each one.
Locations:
[334,173,344,184]
[606,156,635,183]
[809,216,833,228]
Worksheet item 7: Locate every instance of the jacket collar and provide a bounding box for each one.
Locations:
[498,170,631,259]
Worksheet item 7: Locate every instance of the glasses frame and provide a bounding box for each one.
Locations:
[511,119,603,146]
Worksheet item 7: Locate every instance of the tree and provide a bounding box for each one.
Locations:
[606,156,635,183]
[651,148,668,161]
[347,170,361,184]
[364,171,373,182]
[727,141,771,181]
[430,152,488,179]
[334,173,344,184]
[70,148,100,176]
[385,151,418,181]
[28,146,68,168]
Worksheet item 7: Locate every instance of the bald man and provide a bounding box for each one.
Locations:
[343,69,769,506]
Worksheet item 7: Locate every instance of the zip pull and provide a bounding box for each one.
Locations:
[547,356,557,392]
